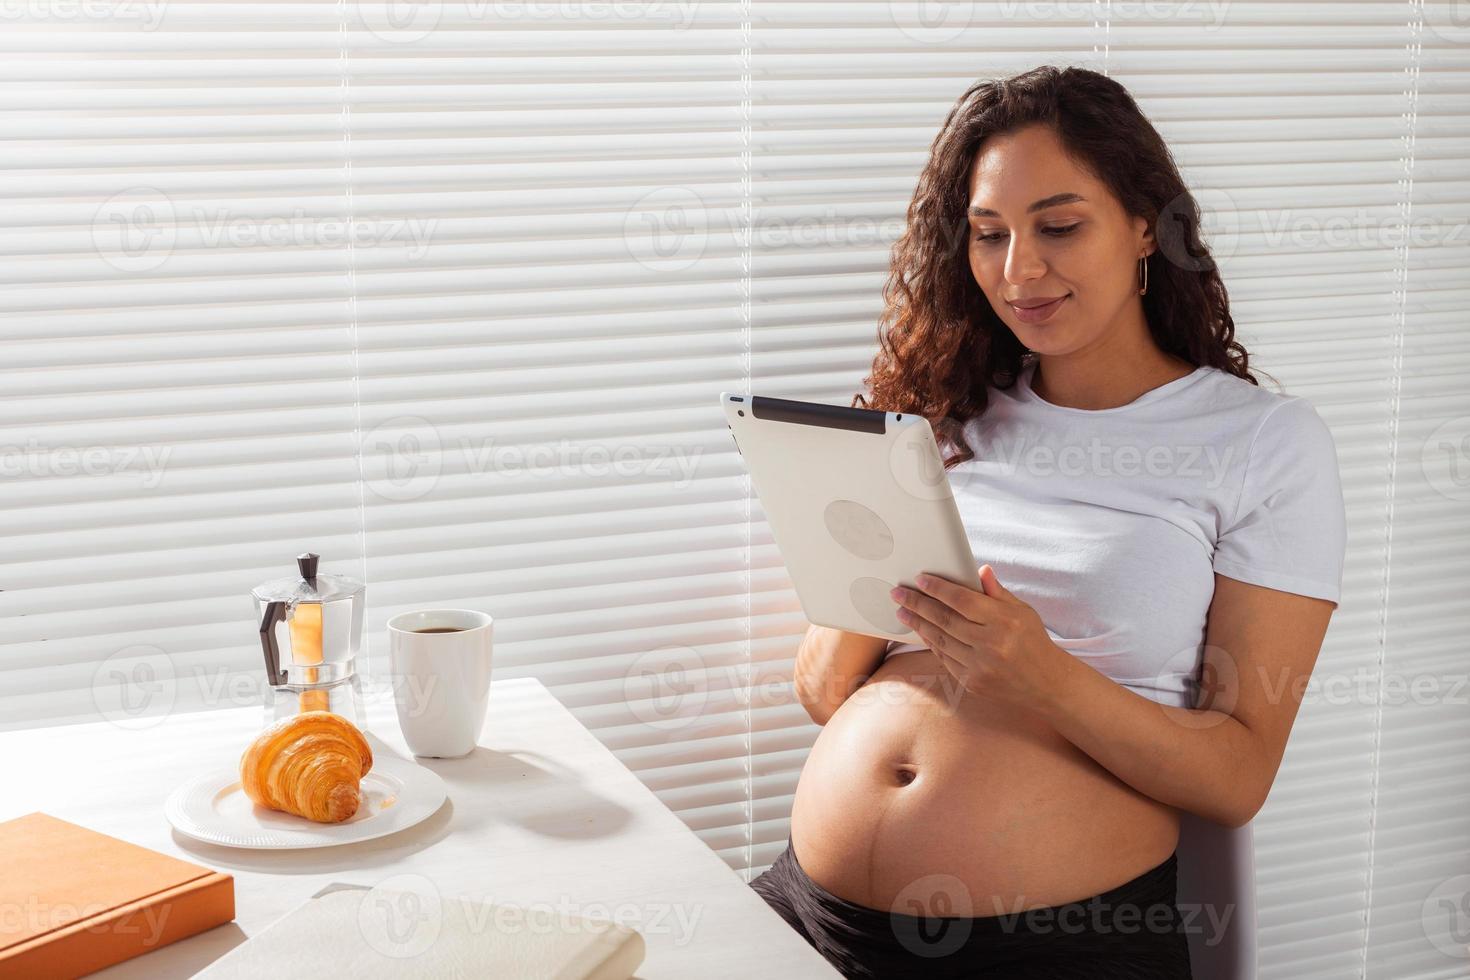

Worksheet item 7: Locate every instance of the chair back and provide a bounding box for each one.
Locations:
[1174,811,1257,980]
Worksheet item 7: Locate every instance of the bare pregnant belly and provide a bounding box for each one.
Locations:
[789,650,1181,915]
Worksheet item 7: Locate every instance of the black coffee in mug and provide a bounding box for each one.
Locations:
[413,627,465,634]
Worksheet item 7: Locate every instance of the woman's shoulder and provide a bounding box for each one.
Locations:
[1190,365,1332,442]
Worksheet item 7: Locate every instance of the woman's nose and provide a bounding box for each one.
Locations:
[1003,235,1048,284]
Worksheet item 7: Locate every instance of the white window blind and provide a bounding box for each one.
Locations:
[337,0,773,882]
[0,5,368,728]
[3,4,1467,978]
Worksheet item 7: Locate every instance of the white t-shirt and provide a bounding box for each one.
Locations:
[880,356,1348,709]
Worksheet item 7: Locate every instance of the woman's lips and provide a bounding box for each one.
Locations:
[1009,294,1069,323]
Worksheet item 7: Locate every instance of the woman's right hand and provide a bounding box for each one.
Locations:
[793,625,890,725]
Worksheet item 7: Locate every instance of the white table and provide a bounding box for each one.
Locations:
[4,677,839,979]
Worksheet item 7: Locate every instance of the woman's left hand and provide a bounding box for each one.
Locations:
[890,564,1065,709]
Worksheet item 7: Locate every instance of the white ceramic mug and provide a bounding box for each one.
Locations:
[387,608,494,758]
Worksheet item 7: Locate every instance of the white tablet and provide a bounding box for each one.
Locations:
[720,391,983,642]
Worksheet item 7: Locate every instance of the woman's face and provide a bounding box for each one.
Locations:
[965,123,1154,355]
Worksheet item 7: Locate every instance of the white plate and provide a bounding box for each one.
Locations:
[165,733,447,849]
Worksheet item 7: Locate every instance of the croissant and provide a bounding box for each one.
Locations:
[239,711,373,824]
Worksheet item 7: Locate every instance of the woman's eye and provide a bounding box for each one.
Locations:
[973,224,1081,243]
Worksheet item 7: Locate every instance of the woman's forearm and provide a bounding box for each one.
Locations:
[1032,644,1263,828]
[794,625,890,725]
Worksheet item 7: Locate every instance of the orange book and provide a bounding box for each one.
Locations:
[0,812,235,979]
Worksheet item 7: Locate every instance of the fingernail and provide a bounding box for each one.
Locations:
[915,575,931,589]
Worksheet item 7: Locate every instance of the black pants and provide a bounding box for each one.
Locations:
[750,838,1194,979]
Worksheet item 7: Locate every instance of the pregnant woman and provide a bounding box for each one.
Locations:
[749,65,1347,979]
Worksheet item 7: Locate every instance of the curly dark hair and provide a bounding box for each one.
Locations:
[853,65,1266,468]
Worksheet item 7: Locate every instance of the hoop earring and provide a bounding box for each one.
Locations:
[1138,254,1149,296]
